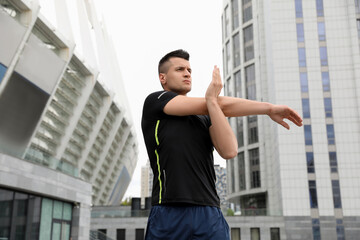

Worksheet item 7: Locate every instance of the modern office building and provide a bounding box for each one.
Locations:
[222,0,360,239]
[140,161,153,207]
[214,164,228,207]
[0,0,138,239]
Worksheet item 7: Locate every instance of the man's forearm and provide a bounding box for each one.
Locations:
[218,96,273,117]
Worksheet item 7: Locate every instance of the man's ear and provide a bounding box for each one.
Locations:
[159,73,166,86]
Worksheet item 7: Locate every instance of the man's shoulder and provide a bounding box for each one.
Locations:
[145,91,176,102]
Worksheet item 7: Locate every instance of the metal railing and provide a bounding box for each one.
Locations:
[90,230,113,240]
[91,209,151,218]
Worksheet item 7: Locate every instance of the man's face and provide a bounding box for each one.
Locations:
[159,57,192,95]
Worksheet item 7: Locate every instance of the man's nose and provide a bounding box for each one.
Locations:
[184,70,191,77]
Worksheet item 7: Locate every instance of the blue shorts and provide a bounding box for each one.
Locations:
[145,205,230,240]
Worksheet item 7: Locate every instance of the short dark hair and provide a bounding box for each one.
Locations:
[158,49,190,74]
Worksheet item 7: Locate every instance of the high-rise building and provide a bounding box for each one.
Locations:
[222,0,360,239]
[214,164,228,207]
[0,0,138,239]
[141,161,153,206]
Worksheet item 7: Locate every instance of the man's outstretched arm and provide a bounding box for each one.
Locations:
[164,94,303,129]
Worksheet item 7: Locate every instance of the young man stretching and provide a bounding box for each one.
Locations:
[141,49,302,239]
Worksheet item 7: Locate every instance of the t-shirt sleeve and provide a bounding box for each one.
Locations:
[142,91,178,120]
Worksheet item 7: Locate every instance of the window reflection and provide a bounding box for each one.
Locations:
[318,22,326,41]
[298,48,306,67]
[297,23,304,42]
[295,0,303,18]
[320,47,328,66]
[322,72,330,91]
[302,98,311,118]
[309,181,318,208]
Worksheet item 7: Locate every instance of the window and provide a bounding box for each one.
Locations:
[251,228,260,240]
[357,20,360,39]
[0,62,7,84]
[295,0,303,18]
[312,219,321,240]
[300,72,308,92]
[302,98,311,118]
[318,22,326,41]
[234,70,242,98]
[324,98,332,118]
[226,42,231,75]
[322,72,330,91]
[135,228,145,240]
[316,0,324,17]
[320,47,328,66]
[230,158,236,193]
[244,25,254,61]
[329,152,338,173]
[326,124,335,145]
[297,23,304,42]
[233,33,241,67]
[298,48,306,67]
[356,0,360,14]
[117,229,126,240]
[304,125,313,145]
[231,228,241,240]
[232,0,239,30]
[270,228,280,240]
[238,152,246,190]
[336,219,345,240]
[249,148,260,188]
[225,6,230,38]
[237,117,244,147]
[332,180,342,208]
[245,64,256,100]
[226,78,233,96]
[248,116,258,144]
[309,181,318,208]
[243,0,252,23]
[306,152,315,173]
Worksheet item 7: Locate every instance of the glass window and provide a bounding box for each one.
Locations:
[237,117,244,147]
[244,25,254,61]
[117,229,126,240]
[232,0,239,30]
[226,42,231,75]
[327,124,335,145]
[0,189,13,239]
[231,228,241,240]
[234,71,242,98]
[238,152,245,190]
[225,6,230,38]
[295,0,303,18]
[0,62,7,84]
[313,225,321,240]
[230,158,235,193]
[324,98,332,118]
[245,64,256,100]
[63,203,72,221]
[14,193,28,240]
[40,198,53,240]
[249,148,260,188]
[356,0,360,14]
[318,22,326,41]
[320,47,328,66]
[306,152,315,173]
[309,181,318,208]
[357,20,360,39]
[135,229,145,240]
[300,72,308,92]
[332,180,342,208]
[248,116,258,144]
[226,78,232,97]
[298,48,306,67]
[302,98,311,118]
[233,33,241,67]
[329,152,338,173]
[270,228,280,240]
[53,200,63,219]
[304,125,313,145]
[297,23,304,42]
[336,225,345,240]
[251,228,260,240]
[322,72,330,91]
[243,0,252,23]
[316,0,324,17]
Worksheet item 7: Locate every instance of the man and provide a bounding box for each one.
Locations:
[142,49,302,239]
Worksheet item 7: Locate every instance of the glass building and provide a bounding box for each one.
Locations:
[0,0,138,239]
[222,0,360,239]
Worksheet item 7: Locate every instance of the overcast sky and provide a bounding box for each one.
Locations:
[39,0,226,199]
[94,0,227,199]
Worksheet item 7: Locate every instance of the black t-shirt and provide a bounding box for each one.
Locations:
[141,91,220,207]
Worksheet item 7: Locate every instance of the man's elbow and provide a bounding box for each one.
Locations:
[220,149,238,160]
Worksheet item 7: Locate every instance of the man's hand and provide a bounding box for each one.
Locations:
[268,104,303,130]
[205,66,223,101]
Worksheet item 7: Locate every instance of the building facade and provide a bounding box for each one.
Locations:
[214,164,228,208]
[222,0,360,239]
[0,0,138,239]
[140,161,153,207]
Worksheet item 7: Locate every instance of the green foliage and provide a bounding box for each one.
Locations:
[227,208,234,216]
[121,197,132,206]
